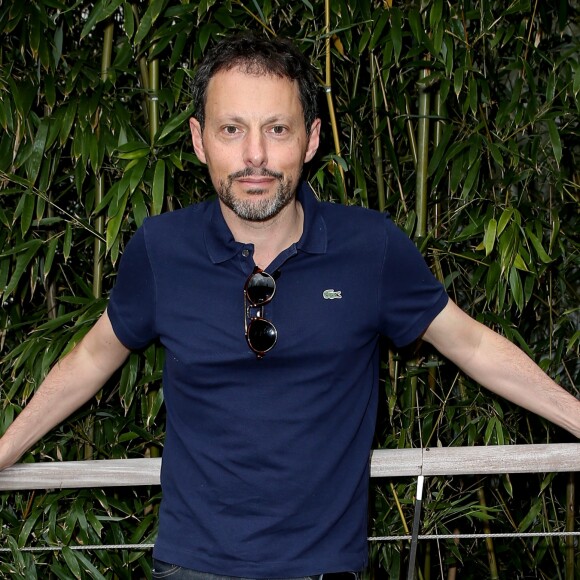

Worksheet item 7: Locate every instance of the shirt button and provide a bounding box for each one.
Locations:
[242,249,250,257]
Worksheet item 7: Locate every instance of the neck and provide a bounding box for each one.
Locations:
[221,199,304,269]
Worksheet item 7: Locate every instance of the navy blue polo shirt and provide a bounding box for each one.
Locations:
[107,182,448,577]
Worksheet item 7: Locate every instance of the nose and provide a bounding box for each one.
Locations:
[243,130,267,167]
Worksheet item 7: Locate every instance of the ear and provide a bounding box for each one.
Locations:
[304,118,321,164]
[189,117,207,164]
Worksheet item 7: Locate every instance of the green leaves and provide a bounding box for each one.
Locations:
[81,0,125,40]
[1,1,578,577]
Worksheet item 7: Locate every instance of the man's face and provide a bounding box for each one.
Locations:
[190,67,320,222]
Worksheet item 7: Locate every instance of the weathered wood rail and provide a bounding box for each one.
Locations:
[1,443,579,490]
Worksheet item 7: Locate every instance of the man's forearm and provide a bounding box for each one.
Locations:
[457,325,580,437]
[0,311,130,470]
[424,300,580,438]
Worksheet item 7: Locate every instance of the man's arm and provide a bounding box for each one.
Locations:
[422,299,580,438]
[0,310,130,470]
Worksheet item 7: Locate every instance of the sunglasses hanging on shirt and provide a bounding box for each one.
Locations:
[244,267,278,358]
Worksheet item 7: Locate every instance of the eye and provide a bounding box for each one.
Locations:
[223,125,240,135]
[269,125,288,135]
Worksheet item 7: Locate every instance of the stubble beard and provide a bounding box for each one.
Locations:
[217,168,297,222]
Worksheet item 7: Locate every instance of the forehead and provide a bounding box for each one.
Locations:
[204,67,303,120]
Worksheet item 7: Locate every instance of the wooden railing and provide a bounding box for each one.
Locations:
[1,443,579,490]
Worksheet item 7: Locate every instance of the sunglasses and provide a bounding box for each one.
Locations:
[244,267,277,358]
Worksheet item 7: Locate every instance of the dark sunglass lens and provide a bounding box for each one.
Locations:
[246,272,275,305]
[248,319,277,353]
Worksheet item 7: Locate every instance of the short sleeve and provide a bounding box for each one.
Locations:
[107,225,158,349]
[379,218,448,347]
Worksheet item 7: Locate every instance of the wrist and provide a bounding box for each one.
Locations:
[0,438,23,471]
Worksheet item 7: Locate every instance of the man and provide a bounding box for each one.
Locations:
[0,34,578,579]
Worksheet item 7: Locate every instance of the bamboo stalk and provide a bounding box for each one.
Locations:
[92,21,114,301]
[370,54,386,212]
[477,484,499,579]
[148,57,159,146]
[415,68,430,239]
[324,0,346,203]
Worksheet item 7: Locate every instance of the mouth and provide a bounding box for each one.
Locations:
[230,168,283,184]
[237,176,276,188]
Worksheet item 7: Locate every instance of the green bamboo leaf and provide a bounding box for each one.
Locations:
[517,498,542,532]
[74,550,109,580]
[60,101,78,146]
[80,0,124,39]
[5,536,25,571]
[498,224,517,274]
[408,9,425,45]
[487,141,503,167]
[152,158,165,215]
[567,330,580,355]
[545,119,562,167]
[116,142,150,160]
[20,191,35,237]
[573,63,580,96]
[61,547,82,579]
[449,155,465,193]
[86,510,104,537]
[546,70,556,103]
[122,1,135,39]
[461,158,480,198]
[509,266,524,311]
[503,0,532,17]
[497,208,513,236]
[198,22,221,54]
[129,157,148,193]
[0,98,10,132]
[430,0,443,28]
[2,240,43,297]
[156,106,194,143]
[17,508,42,548]
[390,8,403,64]
[485,261,500,299]
[468,75,478,114]
[483,218,497,256]
[513,253,530,272]
[132,189,149,227]
[484,416,496,444]
[525,230,552,264]
[369,10,389,51]
[29,5,41,58]
[9,77,36,119]
[453,67,464,96]
[63,222,72,263]
[549,209,560,254]
[89,129,99,171]
[146,387,165,428]
[26,119,50,185]
[53,23,64,67]
[106,188,129,252]
[45,74,56,109]
[134,0,166,45]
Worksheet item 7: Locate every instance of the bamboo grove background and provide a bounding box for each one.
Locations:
[0,0,579,578]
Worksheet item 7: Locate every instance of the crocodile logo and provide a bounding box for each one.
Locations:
[323,289,342,300]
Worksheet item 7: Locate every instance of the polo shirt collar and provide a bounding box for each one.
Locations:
[204,181,327,264]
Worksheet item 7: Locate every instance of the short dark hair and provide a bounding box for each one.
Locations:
[192,34,320,133]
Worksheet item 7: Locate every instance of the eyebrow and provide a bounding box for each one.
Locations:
[215,114,297,126]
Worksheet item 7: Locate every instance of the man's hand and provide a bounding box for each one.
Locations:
[0,310,130,470]
[423,299,580,439]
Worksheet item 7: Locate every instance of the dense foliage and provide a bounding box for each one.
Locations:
[0,0,578,577]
